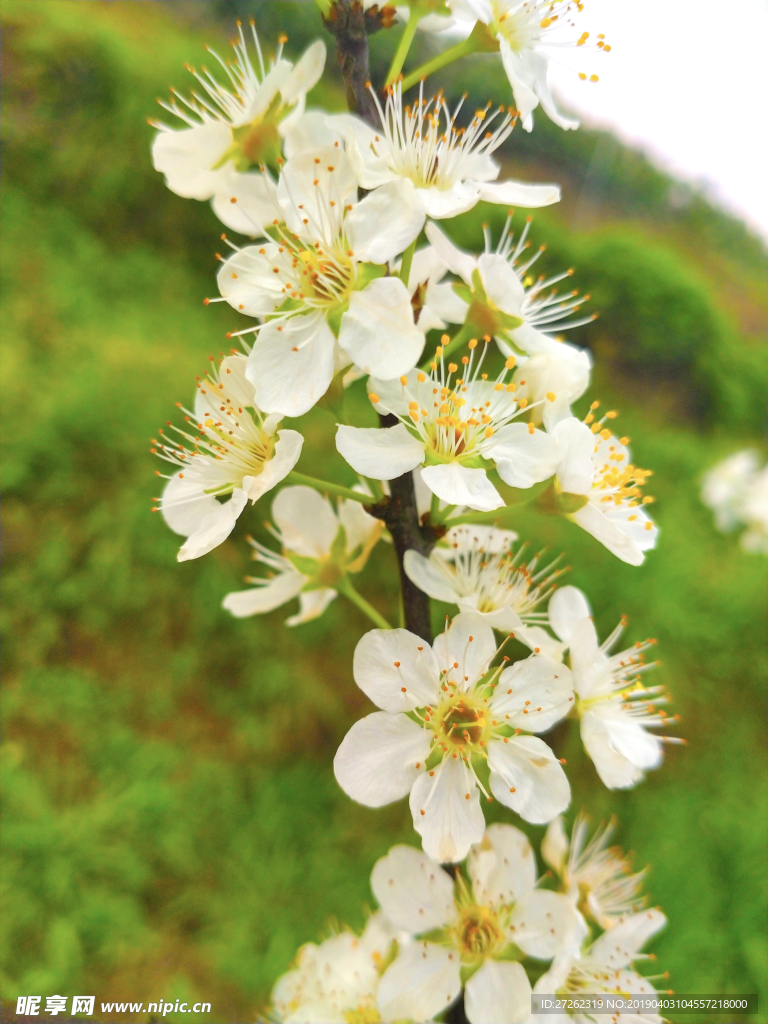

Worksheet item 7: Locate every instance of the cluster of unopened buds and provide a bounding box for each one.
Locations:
[148,3,675,1019]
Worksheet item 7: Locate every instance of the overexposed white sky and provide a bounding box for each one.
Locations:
[545,0,768,240]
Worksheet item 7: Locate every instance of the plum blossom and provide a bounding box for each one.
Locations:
[334,613,573,863]
[216,147,425,416]
[372,828,584,1023]
[458,0,610,131]
[404,525,565,656]
[701,450,768,555]
[154,355,302,561]
[344,81,560,222]
[222,485,382,625]
[151,22,325,234]
[542,814,647,930]
[548,409,658,565]
[532,910,667,1024]
[336,343,561,512]
[548,586,676,790]
[270,912,395,1023]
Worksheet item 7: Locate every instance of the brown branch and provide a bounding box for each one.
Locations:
[322,2,437,640]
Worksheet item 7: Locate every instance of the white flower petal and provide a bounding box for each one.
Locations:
[548,586,592,643]
[271,485,339,558]
[353,628,440,711]
[336,424,425,480]
[488,735,570,824]
[222,570,306,618]
[278,147,358,235]
[420,463,504,512]
[340,277,425,378]
[403,550,461,604]
[410,756,485,864]
[464,958,531,1024]
[177,489,249,562]
[279,40,326,105]
[377,942,461,1023]
[433,613,497,691]
[571,502,646,566]
[525,50,580,131]
[284,588,337,626]
[425,222,477,287]
[152,121,232,200]
[551,417,595,495]
[477,253,525,316]
[419,181,481,219]
[511,889,583,960]
[499,39,539,131]
[211,171,281,235]
[282,109,344,159]
[589,909,667,968]
[581,708,663,790]
[476,178,560,208]
[246,312,336,417]
[489,423,561,489]
[243,429,303,502]
[541,817,569,875]
[345,178,425,263]
[344,117,396,189]
[338,498,379,555]
[568,617,601,686]
[370,845,455,933]
[334,712,432,808]
[491,656,574,732]
[217,243,286,317]
[467,823,536,906]
[160,473,219,537]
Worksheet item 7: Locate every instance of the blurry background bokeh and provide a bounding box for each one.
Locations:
[1,2,766,1021]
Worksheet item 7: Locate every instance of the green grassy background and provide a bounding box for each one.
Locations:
[1,2,766,1021]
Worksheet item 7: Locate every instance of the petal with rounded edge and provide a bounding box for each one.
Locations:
[552,417,595,495]
[370,845,455,933]
[589,909,667,968]
[285,587,337,626]
[334,712,432,807]
[467,822,536,906]
[177,489,249,561]
[477,253,525,317]
[336,424,425,480]
[246,313,336,417]
[353,628,439,712]
[571,503,646,566]
[346,178,424,263]
[488,735,570,824]
[420,463,504,512]
[160,473,218,538]
[464,959,531,1024]
[280,40,326,105]
[511,889,583,960]
[403,550,460,604]
[433,612,497,691]
[152,122,232,199]
[211,171,281,235]
[477,178,560,208]
[488,423,560,489]
[548,585,592,643]
[222,569,306,618]
[340,277,425,378]
[377,942,461,1023]
[410,756,485,864]
[271,485,338,558]
[242,429,303,502]
[491,656,574,732]
[425,222,477,287]
[581,708,663,790]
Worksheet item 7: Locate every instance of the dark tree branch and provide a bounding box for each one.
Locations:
[324,1,437,641]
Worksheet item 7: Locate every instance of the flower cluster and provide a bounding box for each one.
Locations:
[701,449,768,555]
[267,817,666,1024]
[148,10,679,1021]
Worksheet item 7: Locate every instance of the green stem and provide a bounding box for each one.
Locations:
[444,508,516,527]
[401,34,477,92]
[288,471,372,505]
[386,6,423,85]
[399,239,417,286]
[339,577,392,629]
[421,322,475,370]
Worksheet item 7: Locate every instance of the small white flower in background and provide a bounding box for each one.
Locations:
[404,525,565,656]
[217,147,425,416]
[548,586,678,790]
[372,828,584,1023]
[222,484,382,625]
[542,814,647,930]
[532,909,667,1024]
[154,355,302,561]
[380,0,472,34]
[460,0,610,131]
[701,450,768,555]
[344,81,560,222]
[547,407,658,566]
[269,912,395,1024]
[334,613,574,863]
[151,22,326,234]
[336,343,561,512]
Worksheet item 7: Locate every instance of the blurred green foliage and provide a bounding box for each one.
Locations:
[1,3,766,1022]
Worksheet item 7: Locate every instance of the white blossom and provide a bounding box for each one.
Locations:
[549,586,677,790]
[334,613,573,863]
[542,814,647,930]
[154,355,302,561]
[533,910,667,1024]
[701,450,768,555]
[222,484,382,625]
[216,147,425,416]
[404,525,565,656]
[372,828,584,1023]
[151,22,326,234]
[336,343,560,512]
[459,0,610,131]
[548,410,658,566]
[344,82,559,223]
[270,912,395,1023]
